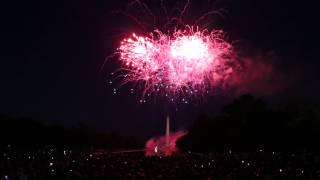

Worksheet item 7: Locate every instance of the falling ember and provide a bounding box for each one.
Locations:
[117,26,233,99]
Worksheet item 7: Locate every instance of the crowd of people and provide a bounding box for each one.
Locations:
[1,145,320,180]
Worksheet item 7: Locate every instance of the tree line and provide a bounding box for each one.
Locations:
[0,114,143,149]
[178,94,320,152]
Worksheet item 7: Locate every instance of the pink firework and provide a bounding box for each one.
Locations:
[118,26,233,100]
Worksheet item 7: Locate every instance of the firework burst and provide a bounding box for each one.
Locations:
[117,26,233,101]
[107,0,236,103]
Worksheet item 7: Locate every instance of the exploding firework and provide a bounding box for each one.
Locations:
[108,0,236,102]
[117,26,233,101]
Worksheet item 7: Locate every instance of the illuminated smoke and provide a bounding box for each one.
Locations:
[145,130,187,156]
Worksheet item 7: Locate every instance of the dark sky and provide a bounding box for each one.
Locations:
[1,0,319,138]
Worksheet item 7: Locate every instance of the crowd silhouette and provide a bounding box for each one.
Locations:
[1,146,320,179]
[1,94,320,179]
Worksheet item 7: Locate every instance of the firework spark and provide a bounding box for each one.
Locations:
[117,26,233,100]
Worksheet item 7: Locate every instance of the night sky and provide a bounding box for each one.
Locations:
[1,0,319,138]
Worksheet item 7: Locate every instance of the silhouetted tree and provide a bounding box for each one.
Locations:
[178,94,320,152]
[0,114,143,149]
